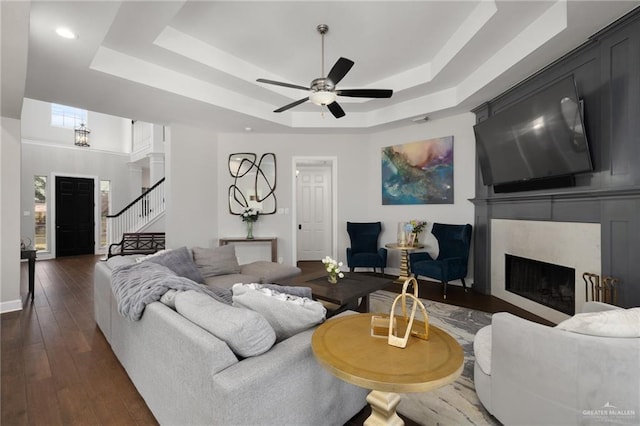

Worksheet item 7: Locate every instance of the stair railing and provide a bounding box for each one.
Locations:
[107,178,165,248]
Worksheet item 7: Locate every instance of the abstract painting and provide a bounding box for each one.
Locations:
[381,136,454,205]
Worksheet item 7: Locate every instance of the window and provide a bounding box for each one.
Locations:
[100,180,111,248]
[34,176,47,251]
[51,103,87,129]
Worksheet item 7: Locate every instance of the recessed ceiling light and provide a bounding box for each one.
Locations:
[56,27,77,39]
[244,127,252,132]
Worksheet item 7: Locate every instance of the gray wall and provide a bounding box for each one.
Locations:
[472,9,640,308]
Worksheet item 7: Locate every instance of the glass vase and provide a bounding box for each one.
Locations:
[246,221,254,239]
[328,273,337,284]
[397,222,408,246]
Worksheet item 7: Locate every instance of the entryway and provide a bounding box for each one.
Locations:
[55,176,95,256]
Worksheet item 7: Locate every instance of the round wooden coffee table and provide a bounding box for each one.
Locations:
[312,313,463,425]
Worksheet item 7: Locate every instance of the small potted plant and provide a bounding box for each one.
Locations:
[322,256,344,284]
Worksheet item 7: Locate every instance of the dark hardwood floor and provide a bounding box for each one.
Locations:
[2,255,157,425]
[2,256,550,425]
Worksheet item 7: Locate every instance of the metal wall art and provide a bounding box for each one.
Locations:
[228,153,277,215]
[381,136,454,205]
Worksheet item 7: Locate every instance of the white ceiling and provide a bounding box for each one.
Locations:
[18,1,640,133]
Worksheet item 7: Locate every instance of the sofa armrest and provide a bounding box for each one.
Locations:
[581,301,621,313]
[210,314,368,425]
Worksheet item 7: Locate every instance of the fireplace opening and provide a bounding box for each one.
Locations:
[505,254,575,315]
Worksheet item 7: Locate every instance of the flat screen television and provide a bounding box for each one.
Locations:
[473,75,593,189]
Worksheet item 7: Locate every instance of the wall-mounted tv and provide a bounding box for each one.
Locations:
[473,75,593,190]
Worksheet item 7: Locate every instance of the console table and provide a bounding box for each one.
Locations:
[21,249,36,301]
[219,237,277,262]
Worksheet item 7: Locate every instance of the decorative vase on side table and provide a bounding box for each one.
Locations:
[241,207,259,240]
[246,221,254,239]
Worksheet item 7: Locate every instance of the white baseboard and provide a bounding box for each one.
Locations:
[0,299,22,314]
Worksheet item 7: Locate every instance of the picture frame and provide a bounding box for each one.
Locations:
[406,232,416,247]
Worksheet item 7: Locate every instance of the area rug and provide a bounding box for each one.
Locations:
[369,290,499,426]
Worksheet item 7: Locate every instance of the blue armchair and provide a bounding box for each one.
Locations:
[346,222,388,274]
[409,223,472,298]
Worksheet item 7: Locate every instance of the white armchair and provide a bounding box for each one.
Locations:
[473,302,640,425]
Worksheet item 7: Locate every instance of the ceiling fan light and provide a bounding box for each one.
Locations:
[309,91,337,106]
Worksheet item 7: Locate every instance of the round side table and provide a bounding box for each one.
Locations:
[384,243,424,284]
[312,313,464,425]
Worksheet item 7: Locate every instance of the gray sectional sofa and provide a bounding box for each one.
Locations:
[94,247,368,425]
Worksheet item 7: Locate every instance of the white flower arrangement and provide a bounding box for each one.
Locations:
[322,256,344,281]
[241,207,259,222]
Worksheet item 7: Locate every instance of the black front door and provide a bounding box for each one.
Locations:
[55,176,95,257]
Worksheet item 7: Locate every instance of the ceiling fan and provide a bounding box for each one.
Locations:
[257,24,393,119]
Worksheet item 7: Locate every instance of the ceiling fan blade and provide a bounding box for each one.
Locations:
[274,97,309,113]
[327,57,354,85]
[327,101,345,119]
[336,89,393,98]
[257,78,309,91]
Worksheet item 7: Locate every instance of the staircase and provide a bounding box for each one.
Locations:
[107,178,165,248]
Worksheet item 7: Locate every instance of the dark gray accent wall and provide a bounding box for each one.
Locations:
[471,8,640,308]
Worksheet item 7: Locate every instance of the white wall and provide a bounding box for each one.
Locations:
[217,132,369,266]
[21,98,131,153]
[367,113,477,278]
[165,124,219,249]
[1,117,23,312]
[209,112,477,277]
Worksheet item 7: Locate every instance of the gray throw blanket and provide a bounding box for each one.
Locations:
[111,261,225,320]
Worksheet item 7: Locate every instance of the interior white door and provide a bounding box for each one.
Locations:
[296,166,332,261]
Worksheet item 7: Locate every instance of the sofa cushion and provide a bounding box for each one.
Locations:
[232,283,326,341]
[144,246,204,283]
[240,261,301,283]
[473,325,492,375]
[203,274,261,290]
[175,290,275,358]
[555,307,640,337]
[193,245,241,278]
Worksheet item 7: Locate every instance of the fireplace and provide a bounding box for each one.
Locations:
[505,254,575,315]
[491,219,601,323]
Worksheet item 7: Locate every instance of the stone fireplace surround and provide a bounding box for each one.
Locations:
[491,219,600,324]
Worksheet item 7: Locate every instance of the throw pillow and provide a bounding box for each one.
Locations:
[555,307,640,337]
[192,245,241,278]
[175,290,276,358]
[135,249,172,263]
[260,283,312,299]
[232,283,326,341]
[144,246,204,283]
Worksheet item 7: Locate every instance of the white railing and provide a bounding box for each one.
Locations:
[107,178,165,248]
